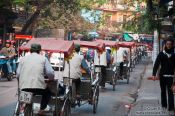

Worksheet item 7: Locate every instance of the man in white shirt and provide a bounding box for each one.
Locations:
[63,44,90,95]
[117,47,128,76]
[17,44,54,114]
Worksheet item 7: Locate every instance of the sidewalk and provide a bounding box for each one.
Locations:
[129,61,175,116]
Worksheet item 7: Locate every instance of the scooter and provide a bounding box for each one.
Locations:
[0,55,13,81]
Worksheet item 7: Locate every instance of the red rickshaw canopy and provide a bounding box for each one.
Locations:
[118,42,135,48]
[136,43,148,46]
[95,40,118,48]
[73,40,105,51]
[20,38,74,58]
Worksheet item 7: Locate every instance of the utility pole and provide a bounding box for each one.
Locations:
[173,0,175,39]
[152,13,159,64]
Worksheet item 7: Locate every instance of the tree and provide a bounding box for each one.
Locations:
[122,0,160,34]
[28,0,107,34]
[1,0,107,34]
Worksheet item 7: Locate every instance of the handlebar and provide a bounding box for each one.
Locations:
[0,56,14,60]
[44,79,58,83]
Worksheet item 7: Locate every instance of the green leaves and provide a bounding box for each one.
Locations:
[123,10,158,34]
[12,0,26,5]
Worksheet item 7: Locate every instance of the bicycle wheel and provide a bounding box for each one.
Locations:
[7,73,13,81]
[93,85,99,114]
[60,99,71,116]
[126,69,130,84]
[112,74,116,91]
[13,101,20,116]
[24,104,33,116]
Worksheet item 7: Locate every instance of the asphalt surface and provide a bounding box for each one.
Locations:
[0,77,17,115]
[0,59,147,116]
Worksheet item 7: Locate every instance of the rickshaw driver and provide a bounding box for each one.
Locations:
[100,47,114,89]
[65,44,90,97]
[106,47,114,67]
[117,47,127,77]
[16,43,55,115]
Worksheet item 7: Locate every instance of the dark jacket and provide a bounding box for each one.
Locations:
[153,51,175,76]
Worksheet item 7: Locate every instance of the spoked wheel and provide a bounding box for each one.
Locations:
[24,104,33,116]
[7,73,13,81]
[14,103,33,116]
[60,99,71,116]
[93,85,99,114]
[112,74,117,91]
[13,101,20,116]
[126,69,130,84]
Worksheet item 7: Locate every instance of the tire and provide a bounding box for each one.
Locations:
[93,86,99,114]
[24,104,33,116]
[126,70,130,84]
[7,73,13,81]
[60,100,71,116]
[13,102,20,116]
[112,75,116,91]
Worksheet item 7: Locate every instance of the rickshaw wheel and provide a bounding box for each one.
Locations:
[127,77,129,84]
[126,73,130,84]
[7,73,13,81]
[60,100,71,116]
[24,104,33,116]
[112,75,116,91]
[93,85,99,114]
[13,101,20,116]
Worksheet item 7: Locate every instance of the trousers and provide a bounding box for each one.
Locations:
[159,76,174,110]
[22,87,52,110]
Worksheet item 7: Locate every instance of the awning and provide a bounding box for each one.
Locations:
[95,40,118,48]
[20,38,74,58]
[123,33,133,42]
[73,40,104,52]
[118,42,136,48]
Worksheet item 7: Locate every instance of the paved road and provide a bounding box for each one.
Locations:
[0,78,17,116]
[0,59,147,116]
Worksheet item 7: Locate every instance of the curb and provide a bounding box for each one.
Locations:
[126,58,150,115]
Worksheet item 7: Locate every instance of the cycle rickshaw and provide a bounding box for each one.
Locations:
[117,42,135,84]
[65,40,105,113]
[95,40,118,91]
[14,38,74,116]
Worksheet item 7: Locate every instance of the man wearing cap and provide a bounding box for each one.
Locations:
[17,43,54,114]
[0,41,16,75]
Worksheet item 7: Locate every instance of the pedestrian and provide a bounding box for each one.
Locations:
[152,38,175,112]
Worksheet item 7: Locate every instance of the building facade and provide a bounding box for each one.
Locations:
[97,0,146,33]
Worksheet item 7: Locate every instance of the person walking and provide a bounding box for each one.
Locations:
[152,38,175,111]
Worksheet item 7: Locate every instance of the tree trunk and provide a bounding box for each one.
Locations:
[20,8,40,34]
[20,0,53,34]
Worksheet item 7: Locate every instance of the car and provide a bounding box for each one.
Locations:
[50,53,64,71]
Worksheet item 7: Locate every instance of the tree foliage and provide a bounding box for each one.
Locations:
[123,11,158,34]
